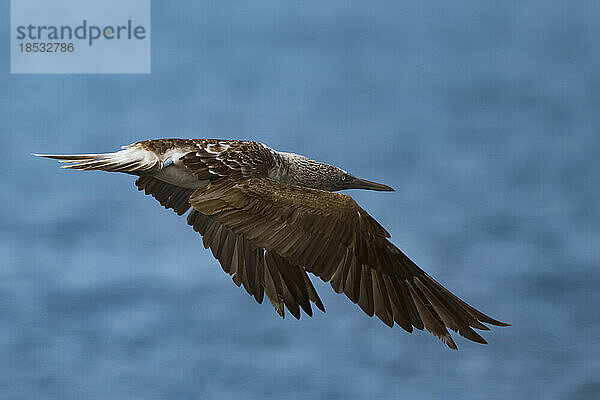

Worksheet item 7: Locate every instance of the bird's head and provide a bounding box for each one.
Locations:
[276,152,394,192]
[329,169,394,192]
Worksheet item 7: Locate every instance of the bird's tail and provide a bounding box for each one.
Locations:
[34,143,160,174]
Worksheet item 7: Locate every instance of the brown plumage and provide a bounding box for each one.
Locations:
[35,138,509,349]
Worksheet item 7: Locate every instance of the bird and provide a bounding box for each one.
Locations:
[35,138,508,349]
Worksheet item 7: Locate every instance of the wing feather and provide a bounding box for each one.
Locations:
[188,177,508,348]
[186,209,324,318]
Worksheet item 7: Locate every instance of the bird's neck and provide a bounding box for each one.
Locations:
[268,151,332,190]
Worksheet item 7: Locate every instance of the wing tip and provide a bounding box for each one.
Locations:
[476,314,511,327]
[442,335,458,350]
[315,301,326,313]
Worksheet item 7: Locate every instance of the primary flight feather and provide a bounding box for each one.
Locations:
[35,138,508,349]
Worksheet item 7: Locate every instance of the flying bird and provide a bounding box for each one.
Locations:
[35,138,508,349]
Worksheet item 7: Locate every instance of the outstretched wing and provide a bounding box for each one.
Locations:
[136,176,195,215]
[188,178,509,349]
[187,209,324,318]
[135,176,325,319]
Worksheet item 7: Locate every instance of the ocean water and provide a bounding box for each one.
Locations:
[1,1,599,399]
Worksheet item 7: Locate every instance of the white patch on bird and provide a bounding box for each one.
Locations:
[111,145,158,168]
[161,148,187,161]
[154,166,208,189]
[278,151,306,160]
[144,147,209,189]
[206,144,226,154]
[162,157,174,168]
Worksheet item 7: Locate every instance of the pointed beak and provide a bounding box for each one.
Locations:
[349,177,395,191]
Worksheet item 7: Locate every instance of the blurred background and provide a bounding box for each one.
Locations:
[1,1,599,399]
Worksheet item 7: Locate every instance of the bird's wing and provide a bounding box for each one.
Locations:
[134,175,324,318]
[135,176,195,216]
[189,177,509,349]
[187,209,325,318]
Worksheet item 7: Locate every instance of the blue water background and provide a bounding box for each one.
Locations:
[1,1,599,399]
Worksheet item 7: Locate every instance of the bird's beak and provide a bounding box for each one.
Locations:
[349,177,395,191]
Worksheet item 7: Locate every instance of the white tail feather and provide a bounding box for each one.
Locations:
[34,144,160,174]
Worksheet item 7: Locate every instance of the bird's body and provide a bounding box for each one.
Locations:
[36,138,508,349]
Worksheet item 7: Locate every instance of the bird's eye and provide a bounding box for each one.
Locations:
[341,174,348,181]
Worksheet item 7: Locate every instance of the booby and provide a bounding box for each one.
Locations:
[35,138,508,349]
